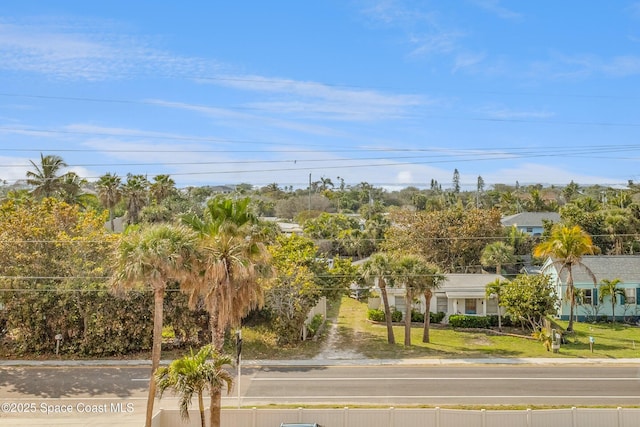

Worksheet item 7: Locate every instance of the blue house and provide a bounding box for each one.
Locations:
[541,255,640,322]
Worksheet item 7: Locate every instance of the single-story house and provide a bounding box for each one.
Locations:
[501,212,560,237]
[370,273,507,322]
[540,255,640,321]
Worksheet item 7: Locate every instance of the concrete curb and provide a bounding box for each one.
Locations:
[1,357,639,367]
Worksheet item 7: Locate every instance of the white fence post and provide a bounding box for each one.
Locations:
[572,407,577,427]
[343,407,349,427]
[435,407,441,427]
[252,407,257,427]
[481,409,486,427]
[389,407,395,427]
[526,408,531,427]
[617,407,622,427]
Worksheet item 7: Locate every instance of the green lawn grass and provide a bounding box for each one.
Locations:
[241,296,640,360]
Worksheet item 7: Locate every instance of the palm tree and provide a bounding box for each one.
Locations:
[150,174,176,203]
[58,171,86,204]
[96,173,123,232]
[183,196,271,427]
[361,252,397,344]
[599,278,625,322]
[396,254,444,345]
[155,345,233,427]
[183,196,270,348]
[534,224,598,331]
[485,278,509,332]
[111,224,198,427]
[480,241,516,275]
[122,174,149,225]
[26,153,68,198]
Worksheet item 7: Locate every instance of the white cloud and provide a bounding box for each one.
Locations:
[0,17,218,81]
[471,0,522,20]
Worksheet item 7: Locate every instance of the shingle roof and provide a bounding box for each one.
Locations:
[501,212,560,227]
[547,255,640,284]
[442,273,506,291]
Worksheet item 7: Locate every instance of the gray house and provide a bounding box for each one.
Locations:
[501,212,560,236]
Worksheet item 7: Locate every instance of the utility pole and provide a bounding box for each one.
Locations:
[308,173,312,211]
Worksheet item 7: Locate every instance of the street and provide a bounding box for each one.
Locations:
[1,363,639,408]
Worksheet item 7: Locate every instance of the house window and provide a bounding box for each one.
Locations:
[583,289,598,306]
[526,227,533,233]
[624,288,636,305]
[465,299,476,315]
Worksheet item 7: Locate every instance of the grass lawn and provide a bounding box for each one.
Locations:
[241,296,640,360]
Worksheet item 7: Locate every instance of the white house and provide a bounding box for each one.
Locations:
[371,273,507,321]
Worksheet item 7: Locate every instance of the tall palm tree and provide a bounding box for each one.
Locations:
[183,196,271,427]
[150,174,176,203]
[122,174,149,225]
[481,241,516,275]
[155,345,233,427]
[111,224,198,427]
[396,254,444,346]
[96,173,123,232]
[534,224,598,331]
[26,153,68,198]
[58,171,86,204]
[485,278,509,332]
[361,252,397,344]
[599,278,625,322]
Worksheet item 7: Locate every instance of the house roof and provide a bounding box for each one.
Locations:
[435,273,506,298]
[501,212,560,228]
[545,255,640,284]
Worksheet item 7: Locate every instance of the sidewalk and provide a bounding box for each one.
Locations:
[1,356,639,367]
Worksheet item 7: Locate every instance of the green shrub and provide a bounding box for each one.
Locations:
[411,310,425,323]
[307,314,324,337]
[449,314,490,329]
[430,311,446,324]
[488,314,513,327]
[391,308,403,323]
[367,309,385,322]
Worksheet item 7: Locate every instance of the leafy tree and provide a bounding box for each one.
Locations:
[485,278,509,331]
[599,278,625,322]
[385,207,503,273]
[155,345,233,427]
[96,173,123,231]
[501,274,557,331]
[111,223,198,427]
[361,252,399,344]
[480,241,516,275]
[26,153,68,199]
[534,224,598,331]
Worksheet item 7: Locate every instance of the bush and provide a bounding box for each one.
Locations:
[307,314,324,337]
[367,309,385,322]
[411,310,424,323]
[430,311,446,324]
[367,308,403,323]
[449,315,491,329]
[488,314,513,327]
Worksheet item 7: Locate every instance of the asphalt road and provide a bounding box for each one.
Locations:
[1,364,639,409]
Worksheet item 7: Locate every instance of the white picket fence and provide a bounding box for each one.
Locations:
[152,406,640,427]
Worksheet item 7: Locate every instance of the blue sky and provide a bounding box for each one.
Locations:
[1,1,640,190]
